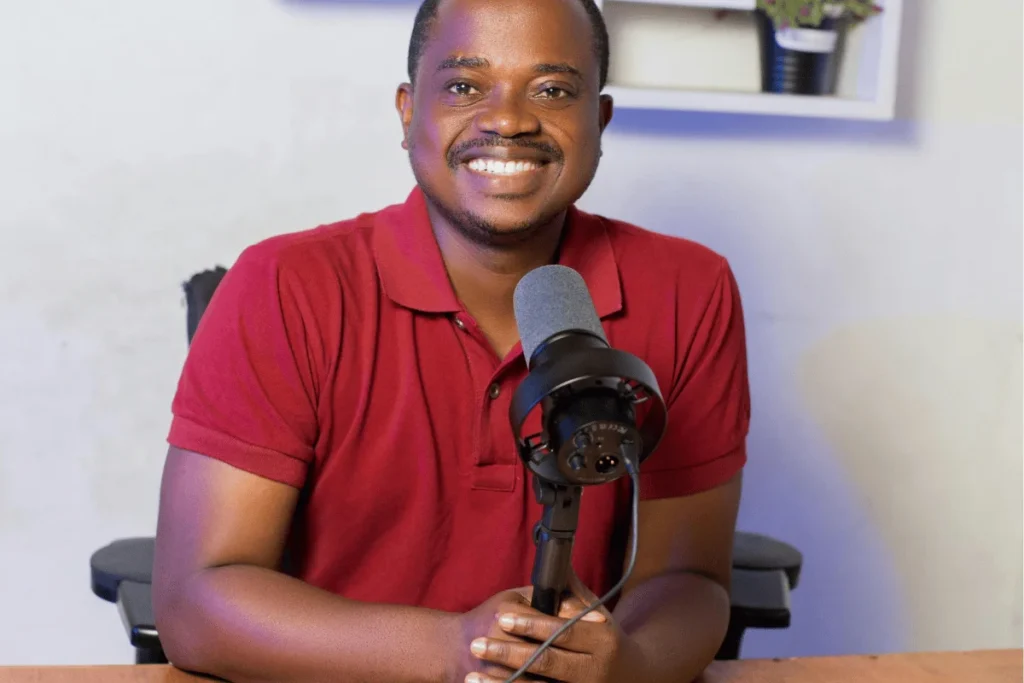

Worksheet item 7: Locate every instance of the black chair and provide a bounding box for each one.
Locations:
[91,267,803,665]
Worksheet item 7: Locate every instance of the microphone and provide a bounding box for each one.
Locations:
[510,265,667,490]
[509,265,667,618]
[503,265,667,683]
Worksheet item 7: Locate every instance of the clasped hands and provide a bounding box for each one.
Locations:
[451,573,644,683]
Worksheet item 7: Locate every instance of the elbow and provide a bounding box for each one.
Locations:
[152,570,218,674]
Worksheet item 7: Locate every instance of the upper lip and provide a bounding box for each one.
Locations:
[460,147,552,164]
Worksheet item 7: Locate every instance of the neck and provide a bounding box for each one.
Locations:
[427,204,567,354]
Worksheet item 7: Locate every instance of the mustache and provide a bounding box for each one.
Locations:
[447,136,564,169]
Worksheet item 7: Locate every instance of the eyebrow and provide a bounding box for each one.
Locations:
[534,63,582,79]
[437,56,489,72]
[436,56,583,79]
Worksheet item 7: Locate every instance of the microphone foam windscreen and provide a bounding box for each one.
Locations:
[514,265,608,366]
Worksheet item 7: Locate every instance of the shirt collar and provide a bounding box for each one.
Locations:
[373,187,623,319]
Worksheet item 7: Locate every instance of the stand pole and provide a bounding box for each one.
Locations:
[530,478,582,616]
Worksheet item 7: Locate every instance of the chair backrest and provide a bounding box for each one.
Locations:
[183,266,228,344]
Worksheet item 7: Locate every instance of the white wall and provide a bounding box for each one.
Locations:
[1,0,1020,666]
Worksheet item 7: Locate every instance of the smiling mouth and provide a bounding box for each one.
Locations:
[464,158,547,176]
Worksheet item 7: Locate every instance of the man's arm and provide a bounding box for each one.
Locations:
[612,257,748,681]
[613,472,742,682]
[152,446,460,683]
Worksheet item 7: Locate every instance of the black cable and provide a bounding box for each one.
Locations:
[503,461,642,683]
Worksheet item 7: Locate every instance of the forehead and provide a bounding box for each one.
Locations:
[423,0,596,78]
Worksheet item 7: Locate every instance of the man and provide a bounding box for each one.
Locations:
[152,0,750,681]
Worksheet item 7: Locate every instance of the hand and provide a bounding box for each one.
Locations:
[449,582,607,683]
[464,574,643,683]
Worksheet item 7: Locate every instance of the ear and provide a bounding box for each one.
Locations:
[396,83,415,149]
[598,93,614,133]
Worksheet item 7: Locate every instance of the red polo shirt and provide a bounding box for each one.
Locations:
[167,187,750,612]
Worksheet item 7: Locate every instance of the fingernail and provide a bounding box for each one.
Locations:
[582,610,606,622]
[498,613,516,629]
[465,675,482,683]
[470,638,488,656]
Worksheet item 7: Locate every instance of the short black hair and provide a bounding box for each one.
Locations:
[407,0,610,90]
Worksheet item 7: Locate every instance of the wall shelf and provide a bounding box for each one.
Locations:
[595,0,903,120]
[609,0,757,9]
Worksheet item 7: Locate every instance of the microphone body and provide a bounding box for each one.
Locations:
[510,266,667,616]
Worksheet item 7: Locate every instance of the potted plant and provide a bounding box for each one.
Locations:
[755,0,883,96]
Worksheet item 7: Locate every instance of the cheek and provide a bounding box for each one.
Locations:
[409,121,441,156]
[409,115,462,169]
[558,118,603,162]
[561,135,602,175]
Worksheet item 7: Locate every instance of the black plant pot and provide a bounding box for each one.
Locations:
[757,11,851,95]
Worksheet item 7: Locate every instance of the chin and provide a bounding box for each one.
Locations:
[417,173,570,246]
[464,200,566,237]
[459,212,548,247]
[471,190,566,221]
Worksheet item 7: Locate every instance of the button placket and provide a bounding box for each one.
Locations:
[474,370,517,492]
[449,311,521,490]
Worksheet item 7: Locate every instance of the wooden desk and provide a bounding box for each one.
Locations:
[0,650,1019,682]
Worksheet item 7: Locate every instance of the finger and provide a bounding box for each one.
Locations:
[567,573,613,621]
[494,590,599,624]
[557,595,606,623]
[567,571,599,603]
[470,636,585,680]
[465,673,544,683]
[472,662,524,682]
[466,674,502,683]
[489,588,534,622]
[465,673,543,683]
[484,629,531,646]
[497,612,607,653]
[510,586,534,603]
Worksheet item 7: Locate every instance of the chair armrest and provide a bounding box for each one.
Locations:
[732,531,803,589]
[117,580,161,651]
[90,537,155,603]
[717,568,792,660]
[730,567,791,630]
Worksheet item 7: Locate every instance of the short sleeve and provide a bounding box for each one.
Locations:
[167,245,321,488]
[639,258,750,500]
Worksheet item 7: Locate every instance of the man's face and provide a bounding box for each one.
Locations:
[397,0,613,245]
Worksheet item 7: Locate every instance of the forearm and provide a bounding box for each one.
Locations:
[155,564,457,683]
[613,572,731,683]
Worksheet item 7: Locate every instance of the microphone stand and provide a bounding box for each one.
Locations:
[529,477,582,617]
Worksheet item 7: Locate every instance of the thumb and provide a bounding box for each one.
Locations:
[567,571,614,621]
[559,594,607,622]
[509,586,534,604]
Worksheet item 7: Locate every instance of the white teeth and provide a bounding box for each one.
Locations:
[467,158,540,175]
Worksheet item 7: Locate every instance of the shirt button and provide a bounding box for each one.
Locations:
[488,383,501,400]
[454,317,467,331]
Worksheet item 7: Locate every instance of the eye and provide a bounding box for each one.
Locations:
[447,81,480,97]
[537,86,572,100]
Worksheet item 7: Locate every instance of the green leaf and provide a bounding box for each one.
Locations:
[757,0,882,30]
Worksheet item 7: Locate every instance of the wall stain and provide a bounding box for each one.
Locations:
[798,315,1023,651]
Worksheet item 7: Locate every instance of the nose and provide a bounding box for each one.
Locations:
[474,88,541,138]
